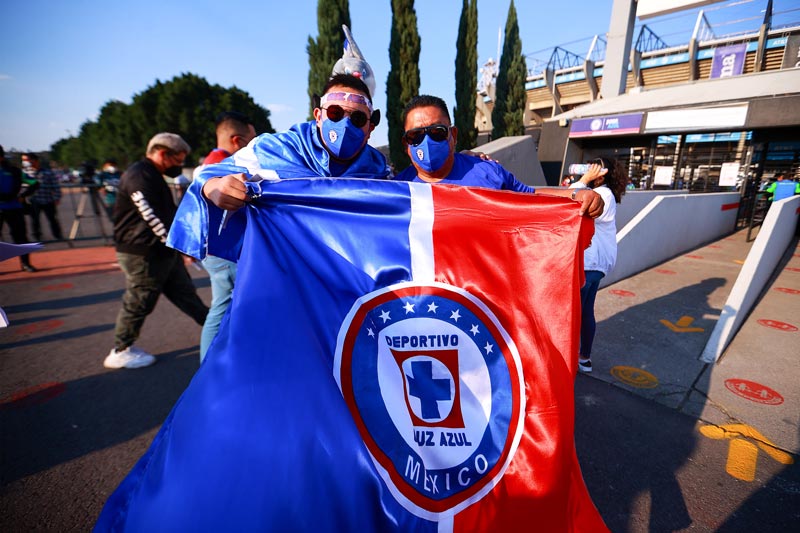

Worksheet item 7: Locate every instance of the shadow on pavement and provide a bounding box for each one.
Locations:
[576,377,695,532]
[0,348,198,485]
[575,276,731,531]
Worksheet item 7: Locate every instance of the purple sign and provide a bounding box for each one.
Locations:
[710,43,747,79]
[569,113,643,138]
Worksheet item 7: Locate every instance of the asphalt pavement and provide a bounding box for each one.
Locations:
[1,226,798,532]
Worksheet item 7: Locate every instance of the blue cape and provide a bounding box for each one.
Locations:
[167,121,389,261]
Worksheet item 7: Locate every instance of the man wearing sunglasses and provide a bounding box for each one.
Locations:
[395,95,604,218]
[168,73,387,263]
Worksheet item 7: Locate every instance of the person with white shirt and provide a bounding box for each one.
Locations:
[569,157,627,373]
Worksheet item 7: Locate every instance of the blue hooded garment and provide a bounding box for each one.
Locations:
[167,120,389,261]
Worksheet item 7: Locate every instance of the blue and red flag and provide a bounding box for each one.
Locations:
[96,178,605,532]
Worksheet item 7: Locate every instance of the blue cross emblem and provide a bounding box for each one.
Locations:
[407,360,451,420]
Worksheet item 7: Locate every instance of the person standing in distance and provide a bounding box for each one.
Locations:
[21,152,63,241]
[568,157,627,373]
[196,112,257,362]
[0,145,37,272]
[105,133,209,369]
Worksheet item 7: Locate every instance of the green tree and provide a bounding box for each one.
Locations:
[387,0,421,171]
[454,0,478,151]
[50,74,273,168]
[307,0,351,119]
[492,0,526,139]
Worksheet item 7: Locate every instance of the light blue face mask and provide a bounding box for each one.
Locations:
[410,135,450,173]
[321,117,366,161]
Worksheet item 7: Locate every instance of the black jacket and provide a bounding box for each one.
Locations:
[113,158,177,256]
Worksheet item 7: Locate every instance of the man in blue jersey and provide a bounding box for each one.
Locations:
[394,95,604,217]
[168,73,387,262]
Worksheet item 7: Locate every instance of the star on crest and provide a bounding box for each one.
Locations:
[470,324,480,336]
[379,310,391,323]
[484,342,494,354]
[450,309,461,322]
[403,302,415,314]
[427,302,438,313]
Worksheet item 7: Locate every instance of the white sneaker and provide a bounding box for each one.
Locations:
[104,346,156,369]
[578,357,592,373]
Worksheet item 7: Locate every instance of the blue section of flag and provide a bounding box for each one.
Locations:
[97,178,435,532]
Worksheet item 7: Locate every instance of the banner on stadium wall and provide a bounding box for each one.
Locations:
[568,113,643,138]
[710,43,747,79]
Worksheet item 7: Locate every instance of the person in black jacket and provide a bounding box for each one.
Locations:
[0,145,37,272]
[104,133,208,369]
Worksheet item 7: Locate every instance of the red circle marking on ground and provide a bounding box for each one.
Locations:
[724,379,784,405]
[655,269,677,275]
[707,245,722,249]
[685,254,703,259]
[40,282,75,291]
[15,319,65,336]
[0,382,67,410]
[786,267,800,273]
[609,290,636,297]
[757,319,798,332]
[775,287,800,295]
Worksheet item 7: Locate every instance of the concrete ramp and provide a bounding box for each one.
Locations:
[478,135,547,187]
[603,192,740,288]
[701,195,800,362]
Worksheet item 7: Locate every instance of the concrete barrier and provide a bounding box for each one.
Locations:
[616,190,686,231]
[701,195,800,363]
[602,192,741,288]
[478,136,547,187]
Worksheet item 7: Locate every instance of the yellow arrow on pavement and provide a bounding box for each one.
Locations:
[699,423,795,481]
[660,315,704,332]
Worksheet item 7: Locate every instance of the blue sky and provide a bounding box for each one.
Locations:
[0,0,786,153]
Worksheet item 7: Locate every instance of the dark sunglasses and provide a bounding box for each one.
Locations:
[323,105,369,128]
[402,125,450,146]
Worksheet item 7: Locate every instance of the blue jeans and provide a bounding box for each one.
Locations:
[578,270,605,358]
[200,255,237,361]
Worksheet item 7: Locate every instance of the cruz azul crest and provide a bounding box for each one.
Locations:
[335,282,525,519]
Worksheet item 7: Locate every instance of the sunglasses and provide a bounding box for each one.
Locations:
[402,125,450,146]
[323,105,369,128]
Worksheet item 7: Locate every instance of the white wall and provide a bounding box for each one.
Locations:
[616,190,686,230]
[480,136,548,187]
[701,195,800,362]
[601,192,741,287]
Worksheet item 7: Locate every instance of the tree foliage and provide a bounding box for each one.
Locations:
[387,0,421,171]
[492,0,527,139]
[454,0,478,151]
[49,73,273,168]
[307,0,351,119]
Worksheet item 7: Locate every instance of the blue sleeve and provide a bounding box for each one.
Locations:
[167,160,251,262]
[496,163,534,193]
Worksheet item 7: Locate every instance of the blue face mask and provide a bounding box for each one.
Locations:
[321,117,366,161]
[410,135,450,173]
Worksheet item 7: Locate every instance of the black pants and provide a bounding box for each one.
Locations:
[113,250,208,351]
[30,202,63,241]
[0,208,33,267]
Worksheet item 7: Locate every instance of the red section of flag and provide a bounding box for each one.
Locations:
[427,187,606,532]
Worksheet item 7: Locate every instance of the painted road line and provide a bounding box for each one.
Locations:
[40,282,75,291]
[610,366,659,389]
[660,315,704,332]
[609,290,635,297]
[774,287,800,295]
[757,319,798,332]
[724,379,784,405]
[699,424,794,482]
[0,382,67,411]
[654,269,677,275]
